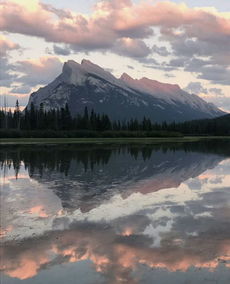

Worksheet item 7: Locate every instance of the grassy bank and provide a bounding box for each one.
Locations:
[0,129,182,139]
[1,136,230,145]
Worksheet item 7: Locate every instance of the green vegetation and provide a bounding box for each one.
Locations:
[0,101,229,138]
[173,114,230,136]
[0,102,182,138]
[1,136,230,146]
[0,129,182,139]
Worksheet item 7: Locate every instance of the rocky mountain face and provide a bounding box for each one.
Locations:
[26,59,224,122]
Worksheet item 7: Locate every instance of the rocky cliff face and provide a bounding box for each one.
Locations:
[26,59,224,122]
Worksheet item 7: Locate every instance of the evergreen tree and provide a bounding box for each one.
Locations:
[90,109,97,130]
[101,114,112,131]
[14,100,21,130]
[82,106,89,129]
[30,102,37,129]
[63,103,72,130]
[38,103,45,129]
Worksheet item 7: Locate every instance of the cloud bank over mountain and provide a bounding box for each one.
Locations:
[0,0,229,110]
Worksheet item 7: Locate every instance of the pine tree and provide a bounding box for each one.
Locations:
[63,103,72,130]
[83,106,89,129]
[101,114,111,131]
[38,103,44,129]
[14,99,21,130]
[30,102,37,129]
[90,109,97,130]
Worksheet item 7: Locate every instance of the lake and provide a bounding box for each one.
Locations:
[1,140,230,284]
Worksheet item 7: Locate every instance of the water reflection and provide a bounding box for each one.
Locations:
[1,141,230,283]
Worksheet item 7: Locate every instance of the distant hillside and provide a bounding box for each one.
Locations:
[175,114,230,135]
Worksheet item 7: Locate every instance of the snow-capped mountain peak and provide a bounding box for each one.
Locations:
[62,60,86,85]
[64,59,123,88]
[27,59,225,122]
[81,59,109,77]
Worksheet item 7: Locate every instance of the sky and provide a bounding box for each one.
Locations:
[0,0,230,111]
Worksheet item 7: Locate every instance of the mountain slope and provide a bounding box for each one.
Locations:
[26,59,225,122]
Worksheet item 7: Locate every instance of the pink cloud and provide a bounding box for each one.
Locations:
[113,37,151,58]
[1,0,229,48]
[0,35,20,56]
[1,221,230,281]
[0,0,116,49]
[0,56,63,105]
[0,35,20,87]
[0,0,229,84]
[16,56,63,86]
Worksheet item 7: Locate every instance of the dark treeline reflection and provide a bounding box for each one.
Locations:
[1,140,230,179]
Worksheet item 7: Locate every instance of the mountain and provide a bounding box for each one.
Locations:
[26,59,225,122]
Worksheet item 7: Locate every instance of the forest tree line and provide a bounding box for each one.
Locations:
[0,101,229,136]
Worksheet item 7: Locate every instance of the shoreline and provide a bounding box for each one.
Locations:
[0,136,230,145]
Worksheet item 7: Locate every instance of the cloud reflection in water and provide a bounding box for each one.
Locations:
[0,143,230,283]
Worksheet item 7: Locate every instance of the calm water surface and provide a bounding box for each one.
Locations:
[0,141,230,284]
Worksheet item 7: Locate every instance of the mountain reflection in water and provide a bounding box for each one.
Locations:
[1,141,230,284]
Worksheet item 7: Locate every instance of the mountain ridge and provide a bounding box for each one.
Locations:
[26,59,225,122]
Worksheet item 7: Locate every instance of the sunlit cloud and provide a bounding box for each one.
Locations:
[0,0,229,109]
